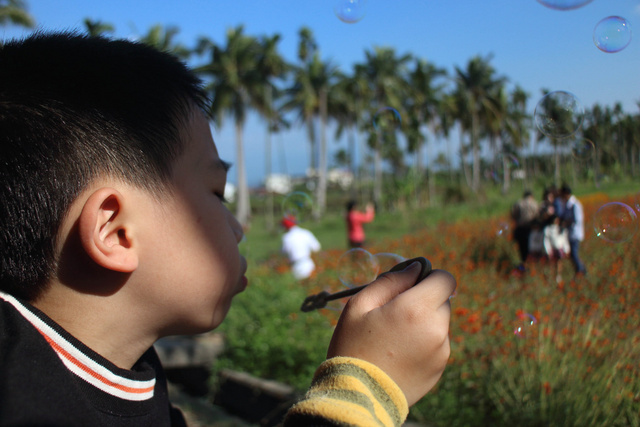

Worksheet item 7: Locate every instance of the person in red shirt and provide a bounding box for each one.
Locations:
[346,200,376,248]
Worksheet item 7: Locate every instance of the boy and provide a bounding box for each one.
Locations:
[559,185,587,277]
[0,32,456,426]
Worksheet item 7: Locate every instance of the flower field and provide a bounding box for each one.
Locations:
[215,191,640,426]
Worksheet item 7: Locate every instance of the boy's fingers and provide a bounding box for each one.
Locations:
[349,261,422,311]
[390,269,457,310]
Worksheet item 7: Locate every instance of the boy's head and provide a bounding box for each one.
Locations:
[0,32,213,301]
[281,215,297,230]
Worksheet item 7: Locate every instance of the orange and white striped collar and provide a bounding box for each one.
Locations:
[0,291,156,401]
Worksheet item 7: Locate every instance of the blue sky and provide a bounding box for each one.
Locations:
[3,0,640,186]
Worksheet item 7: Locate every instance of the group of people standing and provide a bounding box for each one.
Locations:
[511,184,587,280]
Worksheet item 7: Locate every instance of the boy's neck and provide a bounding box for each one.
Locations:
[32,285,157,370]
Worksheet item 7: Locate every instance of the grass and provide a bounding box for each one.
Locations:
[213,180,640,426]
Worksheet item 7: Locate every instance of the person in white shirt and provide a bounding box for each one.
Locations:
[281,216,321,280]
[559,185,587,276]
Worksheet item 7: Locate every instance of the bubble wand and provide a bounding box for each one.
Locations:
[300,257,432,312]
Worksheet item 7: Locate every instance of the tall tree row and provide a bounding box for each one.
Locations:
[68,20,640,224]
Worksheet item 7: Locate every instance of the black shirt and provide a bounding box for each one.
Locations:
[0,292,186,426]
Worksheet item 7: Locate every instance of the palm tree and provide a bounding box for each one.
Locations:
[138,24,190,59]
[0,0,34,28]
[536,88,585,186]
[437,94,458,184]
[285,28,319,177]
[404,58,447,206]
[331,65,369,197]
[500,85,531,192]
[256,33,288,229]
[83,18,114,37]
[359,46,412,205]
[284,28,338,218]
[620,109,640,177]
[453,55,506,192]
[194,26,267,227]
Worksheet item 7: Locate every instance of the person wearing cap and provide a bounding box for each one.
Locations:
[281,216,321,280]
[559,184,587,277]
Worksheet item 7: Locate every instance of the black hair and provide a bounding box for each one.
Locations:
[560,184,572,195]
[346,200,356,212]
[0,31,208,300]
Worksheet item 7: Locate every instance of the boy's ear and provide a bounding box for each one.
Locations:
[78,188,139,273]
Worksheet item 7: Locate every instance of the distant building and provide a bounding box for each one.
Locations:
[327,168,354,189]
[224,182,236,203]
[512,169,526,180]
[304,168,354,190]
[265,174,293,195]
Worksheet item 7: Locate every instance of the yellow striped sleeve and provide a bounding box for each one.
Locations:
[284,357,408,426]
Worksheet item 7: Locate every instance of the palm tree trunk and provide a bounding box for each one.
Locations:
[460,124,472,189]
[265,85,274,231]
[306,119,316,174]
[553,141,560,187]
[348,125,357,198]
[235,120,251,227]
[315,88,328,219]
[374,133,382,206]
[471,109,480,192]
[427,141,436,207]
[447,134,454,184]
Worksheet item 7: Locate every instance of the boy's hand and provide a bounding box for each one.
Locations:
[327,261,456,406]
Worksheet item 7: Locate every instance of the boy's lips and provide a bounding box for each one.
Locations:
[238,257,248,290]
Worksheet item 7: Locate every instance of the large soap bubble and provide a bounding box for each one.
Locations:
[337,248,379,288]
[593,202,638,243]
[373,107,402,133]
[536,0,593,11]
[534,91,584,139]
[593,16,632,53]
[334,0,367,24]
[282,191,313,222]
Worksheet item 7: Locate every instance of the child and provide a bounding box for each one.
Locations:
[280,215,321,280]
[0,32,456,426]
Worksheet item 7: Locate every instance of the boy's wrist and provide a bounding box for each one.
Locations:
[312,356,409,422]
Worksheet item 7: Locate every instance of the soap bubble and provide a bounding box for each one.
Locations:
[633,193,640,214]
[495,153,521,182]
[484,168,500,183]
[337,248,379,288]
[496,222,511,238]
[373,107,401,133]
[594,16,632,53]
[593,202,638,243]
[334,0,367,24]
[536,0,593,10]
[513,312,538,338]
[534,91,584,139]
[373,253,406,275]
[570,139,595,162]
[282,191,313,222]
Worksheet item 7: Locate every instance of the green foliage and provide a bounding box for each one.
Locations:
[211,264,333,393]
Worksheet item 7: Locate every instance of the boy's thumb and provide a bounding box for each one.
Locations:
[357,258,428,310]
